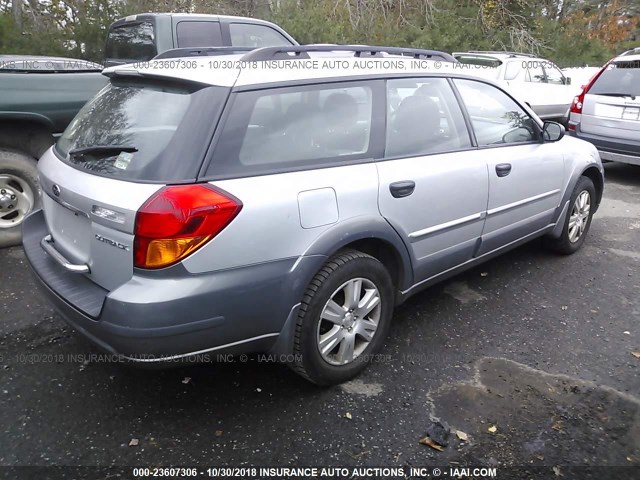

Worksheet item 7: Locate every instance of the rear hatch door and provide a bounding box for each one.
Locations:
[581,59,640,140]
[38,74,230,291]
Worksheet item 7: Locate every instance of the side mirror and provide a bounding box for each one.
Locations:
[542,121,565,142]
[565,77,572,85]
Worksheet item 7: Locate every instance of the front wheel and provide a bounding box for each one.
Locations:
[0,149,41,248]
[544,176,595,255]
[290,250,394,385]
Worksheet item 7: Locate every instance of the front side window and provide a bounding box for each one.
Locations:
[105,22,155,62]
[209,83,374,177]
[544,65,567,85]
[229,23,292,48]
[454,79,538,146]
[385,78,471,157]
[176,21,223,48]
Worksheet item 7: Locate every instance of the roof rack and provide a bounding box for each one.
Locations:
[620,47,640,56]
[465,50,537,58]
[240,45,457,63]
[153,47,254,59]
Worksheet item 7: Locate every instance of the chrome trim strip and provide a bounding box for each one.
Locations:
[408,212,484,239]
[120,333,280,363]
[44,191,90,218]
[40,235,90,273]
[487,189,560,216]
[402,222,554,296]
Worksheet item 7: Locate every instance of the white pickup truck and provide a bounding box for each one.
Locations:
[453,51,579,120]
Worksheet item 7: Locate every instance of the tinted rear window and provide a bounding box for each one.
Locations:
[176,21,223,48]
[55,79,229,182]
[207,82,374,178]
[105,22,156,62]
[590,60,640,97]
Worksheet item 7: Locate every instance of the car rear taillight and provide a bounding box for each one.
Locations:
[569,62,610,117]
[134,184,242,269]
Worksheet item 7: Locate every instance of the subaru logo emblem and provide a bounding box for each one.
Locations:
[52,184,61,197]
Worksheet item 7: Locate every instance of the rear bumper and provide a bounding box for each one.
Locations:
[22,209,318,363]
[570,127,640,166]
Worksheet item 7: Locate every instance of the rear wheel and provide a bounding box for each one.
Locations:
[291,250,394,386]
[544,176,595,255]
[0,149,40,248]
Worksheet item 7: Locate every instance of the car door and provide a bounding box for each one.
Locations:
[453,78,565,255]
[377,77,489,283]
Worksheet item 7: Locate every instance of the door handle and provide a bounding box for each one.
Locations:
[389,181,415,198]
[495,163,512,177]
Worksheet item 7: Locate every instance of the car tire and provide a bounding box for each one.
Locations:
[544,176,595,255]
[0,149,41,248]
[290,250,394,386]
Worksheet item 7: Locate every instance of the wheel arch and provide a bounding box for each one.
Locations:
[581,165,604,211]
[269,217,414,356]
[302,216,414,294]
[0,118,55,159]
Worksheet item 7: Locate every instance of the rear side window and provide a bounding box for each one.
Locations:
[176,21,223,48]
[56,80,229,182]
[229,23,292,48]
[208,82,374,177]
[105,22,156,62]
[590,60,640,97]
[526,62,546,83]
[386,78,471,157]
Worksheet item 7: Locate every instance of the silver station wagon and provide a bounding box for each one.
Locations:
[23,45,604,385]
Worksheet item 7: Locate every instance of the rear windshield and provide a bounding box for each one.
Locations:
[55,79,229,182]
[590,60,640,97]
[105,22,156,62]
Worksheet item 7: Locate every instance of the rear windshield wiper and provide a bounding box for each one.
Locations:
[593,92,637,99]
[69,145,138,157]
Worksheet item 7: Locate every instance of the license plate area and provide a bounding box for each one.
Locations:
[42,193,92,264]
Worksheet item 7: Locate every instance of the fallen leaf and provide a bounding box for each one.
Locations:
[215,430,223,437]
[488,425,497,433]
[632,352,640,359]
[535,454,544,461]
[182,377,191,384]
[419,437,445,451]
[551,420,563,432]
[348,449,370,459]
[344,412,352,420]
[129,438,139,447]
[455,430,468,441]
[553,465,562,477]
